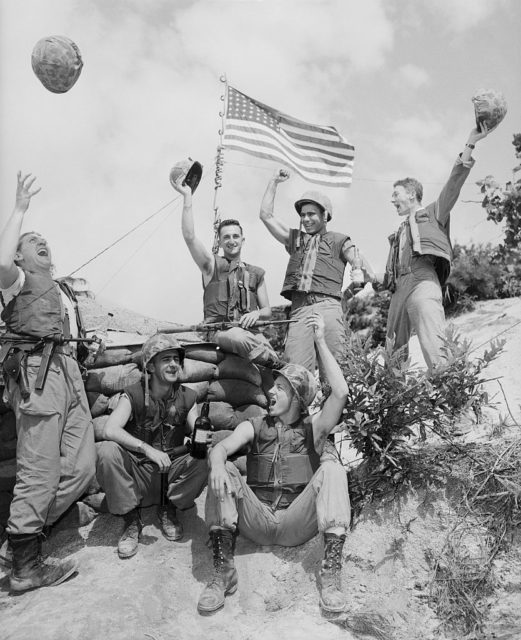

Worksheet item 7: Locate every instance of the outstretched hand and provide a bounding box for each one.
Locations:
[15,172,41,214]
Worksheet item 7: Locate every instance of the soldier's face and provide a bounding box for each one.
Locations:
[149,350,182,384]
[268,375,297,417]
[16,233,52,270]
[391,186,414,216]
[299,204,326,235]
[219,225,244,259]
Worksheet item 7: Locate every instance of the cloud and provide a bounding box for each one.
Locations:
[424,0,512,32]
[398,63,429,88]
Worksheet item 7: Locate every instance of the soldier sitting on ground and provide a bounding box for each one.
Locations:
[95,334,209,559]
[196,312,351,615]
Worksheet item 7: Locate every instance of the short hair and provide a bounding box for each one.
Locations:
[17,231,38,252]
[217,219,243,237]
[393,177,423,203]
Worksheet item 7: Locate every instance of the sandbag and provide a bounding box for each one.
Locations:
[86,346,142,369]
[205,401,266,431]
[93,415,109,441]
[0,411,17,442]
[234,404,266,423]
[87,392,109,418]
[85,364,142,395]
[179,359,217,383]
[216,355,262,386]
[184,342,224,364]
[207,401,236,431]
[207,379,267,408]
[183,381,210,404]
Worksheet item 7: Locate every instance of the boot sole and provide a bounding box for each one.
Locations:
[319,595,346,614]
[118,547,139,559]
[197,584,238,614]
[10,562,78,594]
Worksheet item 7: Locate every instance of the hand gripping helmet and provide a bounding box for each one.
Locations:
[472,89,507,131]
[169,158,203,194]
[294,191,333,222]
[142,334,185,371]
[273,363,318,411]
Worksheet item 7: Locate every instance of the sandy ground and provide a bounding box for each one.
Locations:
[1,298,521,640]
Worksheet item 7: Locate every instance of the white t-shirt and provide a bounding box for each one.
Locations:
[0,267,79,339]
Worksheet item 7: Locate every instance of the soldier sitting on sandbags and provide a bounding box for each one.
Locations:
[196,312,351,615]
[95,334,209,559]
[171,160,284,370]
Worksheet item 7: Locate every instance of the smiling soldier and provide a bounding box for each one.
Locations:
[383,124,494,370]
[173,174,284,369]
[260,169,375,372]
[196,312,351,615]
[95,334,209,558]
[0,172,95,592]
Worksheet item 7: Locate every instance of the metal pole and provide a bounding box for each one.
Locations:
[212,74,227,254]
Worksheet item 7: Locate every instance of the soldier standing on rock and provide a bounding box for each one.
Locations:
[196,312,351,615]
[0,172,96,593]
[95,334,209,559]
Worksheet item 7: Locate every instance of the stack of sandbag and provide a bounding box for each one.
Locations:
[85,336,271,438]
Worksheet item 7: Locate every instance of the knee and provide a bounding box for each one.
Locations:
[320,459,348,483]
[95,441,123,469]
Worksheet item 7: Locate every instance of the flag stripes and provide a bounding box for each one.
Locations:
[222,85,354,188]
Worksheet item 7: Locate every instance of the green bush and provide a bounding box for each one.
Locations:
[340,328,504,487]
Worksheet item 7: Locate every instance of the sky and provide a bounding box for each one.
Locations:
[0,0,519,324]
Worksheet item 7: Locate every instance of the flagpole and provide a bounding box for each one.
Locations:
[212,74,227,254]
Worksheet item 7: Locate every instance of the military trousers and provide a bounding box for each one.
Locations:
[6,353,96,535]
[96,442,208,515]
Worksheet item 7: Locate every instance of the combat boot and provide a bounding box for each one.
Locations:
[317,532,346,613]
[9,533,77,593]
[197,528,238,614]
[117,508,142,559]
[158,503,183,541]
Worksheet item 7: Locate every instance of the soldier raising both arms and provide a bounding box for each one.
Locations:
[0,172,96,593]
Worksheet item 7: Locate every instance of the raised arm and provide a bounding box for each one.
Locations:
[259,168,291,245]
[436,123,492,227]
[309,313,348,453]
[0,172,41,289]
[173,177,215,282]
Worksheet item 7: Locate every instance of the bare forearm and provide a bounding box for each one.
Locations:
[0,208,25,269]
[103,423,147,455]
[259,179,278,223]
[315,336,348,398]
[209,442,228,470]
[180,193,195,242]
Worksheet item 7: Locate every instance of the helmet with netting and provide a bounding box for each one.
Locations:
[142,334,185,371]
[31,36,83,94]
[472,89,507,131]
[274,363,318,410]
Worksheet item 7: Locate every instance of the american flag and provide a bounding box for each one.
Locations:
[222,85,354,188]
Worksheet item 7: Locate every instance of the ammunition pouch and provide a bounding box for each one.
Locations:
[0,347,31,400]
